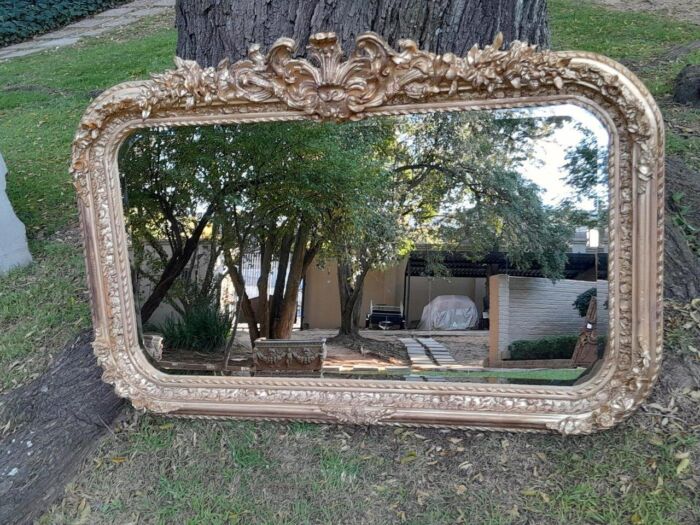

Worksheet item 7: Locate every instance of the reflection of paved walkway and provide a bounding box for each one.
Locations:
[0,0,174,60]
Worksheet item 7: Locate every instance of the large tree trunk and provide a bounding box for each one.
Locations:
[664,156,700,303]
[176,0,550,67]
[0,332,124,525]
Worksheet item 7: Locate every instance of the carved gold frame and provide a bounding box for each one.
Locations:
[71,33,664,434]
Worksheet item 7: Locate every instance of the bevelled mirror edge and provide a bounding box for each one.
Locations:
[71,33,664,434]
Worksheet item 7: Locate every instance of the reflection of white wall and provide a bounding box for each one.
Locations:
[489,275,609,358]
[131,241,223,327]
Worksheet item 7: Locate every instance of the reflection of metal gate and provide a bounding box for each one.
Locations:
[222,251,304,328]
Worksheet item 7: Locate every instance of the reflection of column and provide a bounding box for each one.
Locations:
[587,227,600,282]
[488,274,509,366]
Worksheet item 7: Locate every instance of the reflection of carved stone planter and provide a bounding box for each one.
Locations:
[253,338,326,375]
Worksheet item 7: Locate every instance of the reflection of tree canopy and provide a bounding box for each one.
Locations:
[119,109,608,341]
[562,122,609,230]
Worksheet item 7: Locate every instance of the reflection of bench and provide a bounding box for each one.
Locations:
[253,338,326,375]
[366,303,405,330]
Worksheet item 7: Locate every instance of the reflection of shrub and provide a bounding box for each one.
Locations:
[155,302,232,353]
[509,335,578,360]
[1,1,130,47]
[509,334,608,360]
[573,287,596,317]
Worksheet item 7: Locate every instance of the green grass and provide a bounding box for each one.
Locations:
[422,367,585,381]
[0,2,698,524]
[40,417,699,525]
[0,240,90,389]
[0,16,177,391]
[550,0,700,62]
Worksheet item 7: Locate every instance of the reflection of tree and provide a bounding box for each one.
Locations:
[395,111,579,278]
[562,122,609,231]
[122,110,608,349]
[121,121,388,344]
[331,111,576,340]
[217,121,391,344]
[120,127,227,324]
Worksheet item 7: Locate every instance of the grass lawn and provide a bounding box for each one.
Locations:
[0,2,698,524]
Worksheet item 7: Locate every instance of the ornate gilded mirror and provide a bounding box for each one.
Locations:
[71,33,663,434]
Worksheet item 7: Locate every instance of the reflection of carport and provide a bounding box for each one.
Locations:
[402,251,608,328]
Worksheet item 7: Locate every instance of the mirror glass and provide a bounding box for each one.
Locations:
[118,104,609,385]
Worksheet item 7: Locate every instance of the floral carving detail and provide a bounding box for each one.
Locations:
[139,32,571,121]
[320,405,396,425]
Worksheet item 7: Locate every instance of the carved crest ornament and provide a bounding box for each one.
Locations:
[71,33,663,434]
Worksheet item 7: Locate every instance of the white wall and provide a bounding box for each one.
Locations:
[490,275,609,357]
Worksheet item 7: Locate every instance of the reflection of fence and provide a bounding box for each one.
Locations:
[133,243,303,329]
[220,251,304,328]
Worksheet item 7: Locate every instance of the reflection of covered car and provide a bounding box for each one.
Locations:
[417,295,478,330]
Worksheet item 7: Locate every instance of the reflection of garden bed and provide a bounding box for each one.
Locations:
[506,335,607,361]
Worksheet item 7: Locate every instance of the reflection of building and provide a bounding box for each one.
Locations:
[303,249,608,330]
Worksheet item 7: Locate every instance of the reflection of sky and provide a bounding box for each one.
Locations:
[501,104,609,210]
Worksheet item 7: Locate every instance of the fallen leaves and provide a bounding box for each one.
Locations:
[522,487,551,503]
[399,451,417,464]
[675,457,690,477]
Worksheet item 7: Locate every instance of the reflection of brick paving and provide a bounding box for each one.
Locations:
[0,0,175,60]
[417,338,458,366]
[400,338,435,367]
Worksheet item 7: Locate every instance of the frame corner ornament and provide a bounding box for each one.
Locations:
[71,32,664,434]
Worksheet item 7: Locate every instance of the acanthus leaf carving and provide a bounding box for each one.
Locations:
[140,32,572,121]
[320,405,396,425]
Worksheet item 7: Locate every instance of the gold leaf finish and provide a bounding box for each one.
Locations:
[70,32,664,434]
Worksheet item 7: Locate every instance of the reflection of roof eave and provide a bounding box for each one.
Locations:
[406,249,608,280]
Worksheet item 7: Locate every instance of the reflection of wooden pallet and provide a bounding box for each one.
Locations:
[399,337,458,368]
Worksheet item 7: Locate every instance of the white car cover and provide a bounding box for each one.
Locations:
[417,295,478,330]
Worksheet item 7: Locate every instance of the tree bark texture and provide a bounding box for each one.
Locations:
[176,0,551,67]
[337,260,369,337]
[0,332,124,525]
[664,156,700,303]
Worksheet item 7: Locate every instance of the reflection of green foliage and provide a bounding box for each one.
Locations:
[509,334,608,361]
[509,335,579,360]
[412,111,583,280]
[573,287,597,317]
[122,109,608,331]
[152,301,232,353]
[563,123,609,230]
